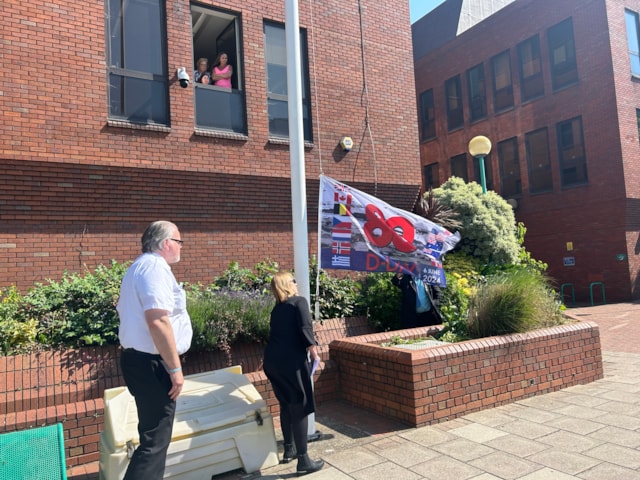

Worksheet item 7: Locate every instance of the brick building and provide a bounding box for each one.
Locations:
[413,0,640,303]
[0,0,421,290]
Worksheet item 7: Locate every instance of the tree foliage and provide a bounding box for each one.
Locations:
[433,177,520,264]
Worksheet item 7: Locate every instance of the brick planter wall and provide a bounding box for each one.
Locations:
[329,321,604,427]
[0,317,372,468]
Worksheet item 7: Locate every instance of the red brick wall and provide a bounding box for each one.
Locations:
[0,0,421,290]
[413,0,640,302]
[330,321,604,427]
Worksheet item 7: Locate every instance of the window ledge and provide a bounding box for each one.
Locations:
[268,136,314,149]
[107,119,171,133]
[194,129,248,141]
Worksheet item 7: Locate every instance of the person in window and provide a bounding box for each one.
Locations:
[211,52,232,88]
[392,272,443,329]
[194,58,210,84]
[263,271,324,476]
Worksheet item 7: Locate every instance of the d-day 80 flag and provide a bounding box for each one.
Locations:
[318,175,460,286]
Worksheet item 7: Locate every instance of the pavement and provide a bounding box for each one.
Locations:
[70,301,640,480]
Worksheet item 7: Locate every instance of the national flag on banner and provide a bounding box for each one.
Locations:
[332,240,351,254]
[318,175,461,286]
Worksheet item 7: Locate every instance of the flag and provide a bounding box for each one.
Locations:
[318,175,461,286]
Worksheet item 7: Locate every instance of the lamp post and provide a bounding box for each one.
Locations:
[468,135,492,194]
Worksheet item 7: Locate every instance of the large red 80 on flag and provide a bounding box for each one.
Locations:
[362,204,416,253]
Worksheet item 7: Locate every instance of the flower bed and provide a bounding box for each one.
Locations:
[329,321,603,427]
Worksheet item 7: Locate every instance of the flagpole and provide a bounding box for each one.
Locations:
[285,0,319,440]
[285,0,310,304]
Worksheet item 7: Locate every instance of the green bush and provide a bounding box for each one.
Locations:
[0,286,38,355]
[359,272,402,331]
[434,177,520,264]
[22,261,127,348]
[309,258,365,320]
[213,259,279,293]
[467,269,565,338]
[187,288,273,353]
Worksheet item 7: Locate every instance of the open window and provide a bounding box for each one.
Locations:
[191,4,246,134]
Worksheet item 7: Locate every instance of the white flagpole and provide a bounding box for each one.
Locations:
[285,0,318,439]
[285,0,310,304]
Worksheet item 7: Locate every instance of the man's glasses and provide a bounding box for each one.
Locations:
[170,238,184,245]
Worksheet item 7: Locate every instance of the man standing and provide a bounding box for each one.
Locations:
[117,220,193,479]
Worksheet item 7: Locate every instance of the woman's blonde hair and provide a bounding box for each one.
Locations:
[270,271,297,304]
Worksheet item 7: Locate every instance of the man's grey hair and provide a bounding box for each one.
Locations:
[141,220,177,253]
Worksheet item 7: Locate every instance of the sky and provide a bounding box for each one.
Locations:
[409,0,447,23]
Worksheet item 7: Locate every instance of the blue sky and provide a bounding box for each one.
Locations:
[409,0,447,23]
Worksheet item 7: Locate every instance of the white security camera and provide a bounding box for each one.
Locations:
[177,67,190,88]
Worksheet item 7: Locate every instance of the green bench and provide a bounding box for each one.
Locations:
[0,423,67,480]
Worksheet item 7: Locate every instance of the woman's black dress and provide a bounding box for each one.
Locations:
[263,295,317,420]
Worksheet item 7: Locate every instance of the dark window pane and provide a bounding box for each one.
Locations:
[264,22,312,142]
[491,50,514,112]
[423,163,440,189]
[467,64,487,122]
[472,153,493,191]
[525,128,552,193]
[556,117,587,186]
[194,86,246,133]
[445,75,464,131]
[518,35,544,101]
[498,137,521,197]
[450,153,468,182]
[547,18,578,90]
[420,89,436,141]
[626,10,640,76]
[106,0,168,125]
[108,74,168,124]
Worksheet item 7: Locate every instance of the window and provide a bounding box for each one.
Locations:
[450,154,468,182]
[517,35,544,102]
[556,116,587,187]
[525,128,552,193]
[547,18,578,91]
[445,75,464,131]
[423,163,440,190]
[264,22,312,141]
[467,64,487,122]
[191,5,246,134]
[626,10,640,76]
[473,153,494,191]
[498,137,521,197]
[491,50,514,112]
[419,89,436,141]
[106,0,169,125]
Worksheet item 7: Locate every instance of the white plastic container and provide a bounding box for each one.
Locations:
[99,366,279,480]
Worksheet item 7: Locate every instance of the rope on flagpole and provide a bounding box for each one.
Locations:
[308,0,323,320]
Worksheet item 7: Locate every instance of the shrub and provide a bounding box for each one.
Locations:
[22,261,127,348]
[309,258,365,320]
[467,269,565,338]
[213,259,279,293]
[187,288,273,355]
[0,286,38,355]
[359,272,402,331]
[434,177,520,264]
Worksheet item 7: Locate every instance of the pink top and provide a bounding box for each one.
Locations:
[213,65,232,88]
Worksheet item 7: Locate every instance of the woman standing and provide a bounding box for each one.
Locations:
[211,52,233,88]
[263,272,324,476]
